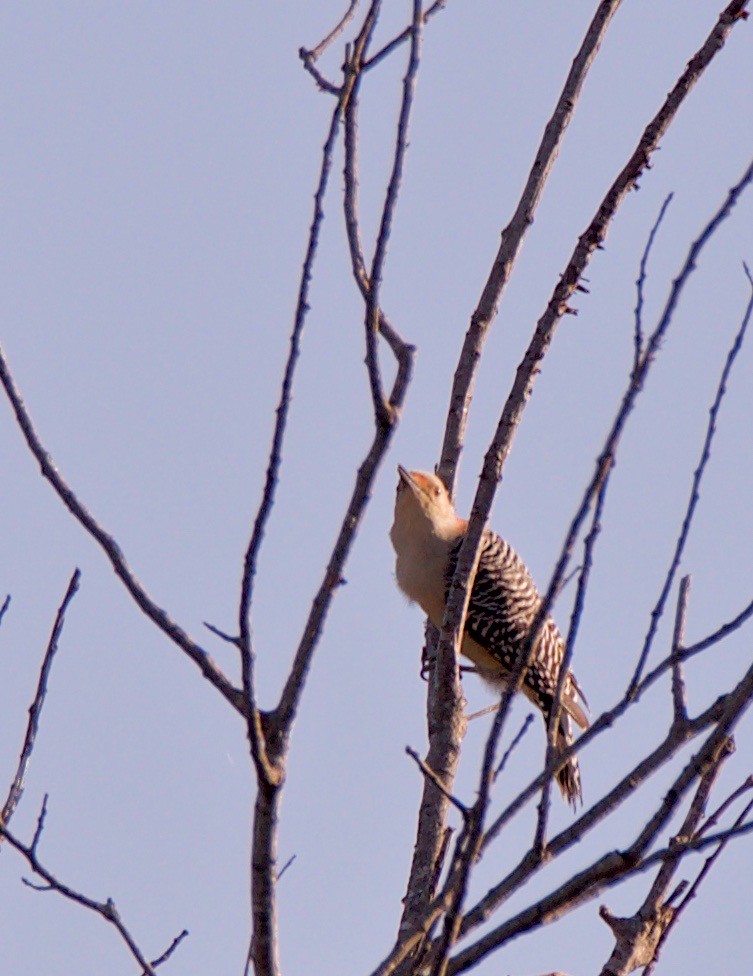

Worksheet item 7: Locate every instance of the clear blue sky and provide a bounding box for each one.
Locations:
[1,3,752,974]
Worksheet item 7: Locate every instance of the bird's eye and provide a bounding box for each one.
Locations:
[433,486,441,497]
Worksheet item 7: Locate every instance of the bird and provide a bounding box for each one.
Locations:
[389,465,588,805]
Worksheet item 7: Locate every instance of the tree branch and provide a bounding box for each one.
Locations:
[1,570,79,831]
[437,0,624,490]
[0,347,243,715]
[0,815,162,976]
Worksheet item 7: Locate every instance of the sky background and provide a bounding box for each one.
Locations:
[1,3,753,974]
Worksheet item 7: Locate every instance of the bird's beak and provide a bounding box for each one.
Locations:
[397,464,411,484]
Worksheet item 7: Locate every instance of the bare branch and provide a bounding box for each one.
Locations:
[0,348,243,715]
[250,784,282,976]
[1,570,80,831]
[274,1,415,738]
[633,193,674,375]
[238,102,344,789]
[364,0,423,427]
[0,593,10,627]
[536,464,612,850]
[598,736,732,976]
[406,746,469,818]
[697,773,753,839]
[202,621,241,647]
[246,9,419,970]
[678,593,753,665]
[464,692,727,940]
[449,719,751,974]
[363,0,447,71]
[143,929,189,973]
[645,790,753,975]
[628,244,753,694]
[30,792,48,859]
[304,1,360,62]
[670,577,691,724]
[437,0,624,490]
[0,816,160,976]
[495,713,535,782]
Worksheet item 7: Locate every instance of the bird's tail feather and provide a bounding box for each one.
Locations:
[554,716,582,808]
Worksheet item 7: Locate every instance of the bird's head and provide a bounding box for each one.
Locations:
[391,466,464,542]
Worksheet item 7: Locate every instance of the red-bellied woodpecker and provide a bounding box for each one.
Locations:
[389,465,588,805]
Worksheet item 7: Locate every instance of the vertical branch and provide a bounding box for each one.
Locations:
[670,577,691,724]
[249,784,282,976]
[633,194,674,376]
[238,103,343,785]
[535,465,612,851]
[365,0,423,426]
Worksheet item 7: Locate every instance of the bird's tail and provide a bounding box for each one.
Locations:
[554,714,582,807]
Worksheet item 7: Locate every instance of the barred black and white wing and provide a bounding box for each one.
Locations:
[445,529,588,805]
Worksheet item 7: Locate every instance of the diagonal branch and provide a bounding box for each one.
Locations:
[437,0,625,490]
[628,250,753,694]
[598,737,732,976]
[496,151,753,829]
[450,678,753,974]
[0,817,164,976]
[304,0,361,63]
[0,346,243,716]
[363,0,447,71]
[1,570,80,832]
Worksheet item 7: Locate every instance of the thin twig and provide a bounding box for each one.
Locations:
[495,713,535,781]
[30,793,48,858]
[628,248,753,695]
[203,621,241,647]
[365,0,423,427]
[276,854,297,882]
[0,593,10,627]
[677,593,753,665]
[1,570,80,830]
[239,103,344,790]
[304,0,361,62]
[537,465,611,851]
[633,194,674,376]
[406,747,469,817]
[143,929,189,973]
[697,773,753,839]
[363,0,447,71]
